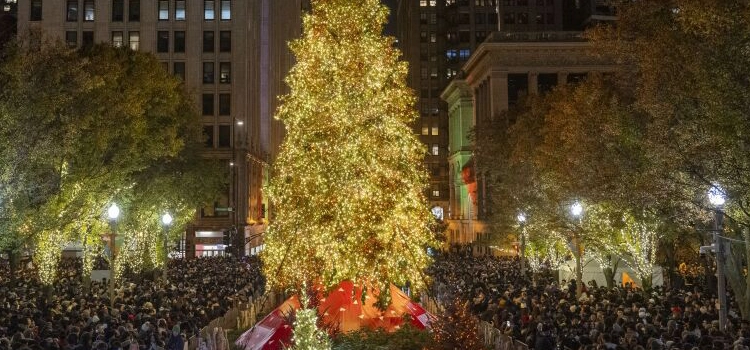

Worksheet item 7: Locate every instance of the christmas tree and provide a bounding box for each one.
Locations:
[291,306,332,350]
[262,0,436,303]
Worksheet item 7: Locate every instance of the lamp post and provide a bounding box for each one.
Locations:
[517,213,527,276]
[106,203,120,307]
[708,185,727,331]
[161,213,173,280]
[570,201,584,298]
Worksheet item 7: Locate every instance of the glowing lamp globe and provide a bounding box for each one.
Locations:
[517,213,526,223]
[162,213,173,226]
[708,186,726,207]
[107,203,120,220]
[570,201,583,217]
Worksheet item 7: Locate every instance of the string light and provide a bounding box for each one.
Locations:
[261,0,438,303]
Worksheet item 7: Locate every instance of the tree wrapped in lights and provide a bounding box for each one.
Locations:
[262,0,436,303]
[292,293,331,350]
[618,212,659,290]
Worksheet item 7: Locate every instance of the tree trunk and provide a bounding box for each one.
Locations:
[575,252,583,298]
[640,273,653,291]
[603,267,615,289]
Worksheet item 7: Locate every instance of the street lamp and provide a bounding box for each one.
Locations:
[161,213,173,279]
[569,201,584,298]
[570,201,583,218]
[106,203,120,306]
[517,213,527,276]
[708,185,727,331]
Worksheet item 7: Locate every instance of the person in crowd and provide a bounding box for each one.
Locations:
[0,255,264,350]
[426,249,750,350]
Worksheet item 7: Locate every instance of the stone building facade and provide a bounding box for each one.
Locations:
[441,31,614,250]
[16,0,306,257]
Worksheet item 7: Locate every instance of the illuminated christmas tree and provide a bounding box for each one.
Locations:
[292,306,331,350]
[262,0,436,304]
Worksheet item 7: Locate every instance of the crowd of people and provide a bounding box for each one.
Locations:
[428,250,749,350]
[0,255,264,350]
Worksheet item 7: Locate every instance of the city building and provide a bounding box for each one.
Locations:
[396,0,567,220]
[16,0,306,257]
[441,31,615,250]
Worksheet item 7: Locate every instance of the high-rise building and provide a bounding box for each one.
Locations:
[16,0,306,257]
[397,0,568,220]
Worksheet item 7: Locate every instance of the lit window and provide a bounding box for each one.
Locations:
[459,49,471,60]
[112,31,123,48]
[432,190,440,197]
[422,125,429,135]
[220,0,231,20]
[158,0,169,20]
[175,1,186,20]
[430,68,438,79]
[432,144,439,156]
[430,32,436,43]
[430,0,437,6]
[128,31,140,50]
[420,0,428,6]
[204,0,215,20]
[219,62,231,83]
[83,0,95,21]
[432,125,439,135]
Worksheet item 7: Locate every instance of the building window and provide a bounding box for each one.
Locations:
[219,94,231,115]
[175,0,186,20]
[430,68,438,79]
[218,125,231,148]
[112,0,124,21]
[459,30,470,43]
[432,144,439,156]
[430,32,437,43]
[111,31,123,47]
[174,31,185,52]
[204,0,215,20]
[203,125,214,148]
[81,31,93,49]
[203,31,214,52]
[173,62,185,80]
[421,125,429,135]
[220,0,230,20]
[420,31,427,43]
[202,94,214,115]
[203,62,215,84]
[158,0,169,20]
[30,0,42,21]
[504,12,515,24]
[432,190,440,197]
[66,1,78,22]
[65,31,77,48]
[219,62,231,84]
[219,31,231,52]
[517,12,529,24]
[432,125,439,135]
[128,0,140,21]
[83,0,94,21]
[420,0,427,6]
[157,31,169,52]
[446,49,457,62]
[128,31,140,50]
[459,49,471,60]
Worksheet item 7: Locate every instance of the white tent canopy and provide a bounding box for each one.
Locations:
[557,257,664,288]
